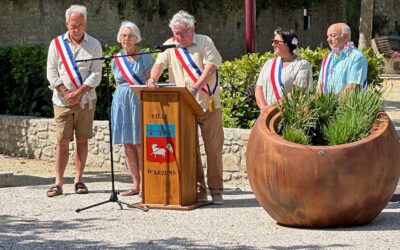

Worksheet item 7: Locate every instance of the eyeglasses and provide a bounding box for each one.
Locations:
[120,33,136,40]
[68,23,84,30]
[272,39,285,44]
[173,27,191,37]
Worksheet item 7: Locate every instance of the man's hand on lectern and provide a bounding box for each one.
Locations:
[147,78,157,88]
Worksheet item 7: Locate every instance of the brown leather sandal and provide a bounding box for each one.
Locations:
[120,189,139,196]
[47,185,63,197]
[74,182,89,194]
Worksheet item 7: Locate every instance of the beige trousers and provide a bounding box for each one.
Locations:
[195,109,224,194]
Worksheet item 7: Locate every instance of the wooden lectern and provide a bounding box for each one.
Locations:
[132,86,206,210]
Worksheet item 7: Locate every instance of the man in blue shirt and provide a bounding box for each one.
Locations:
[318,23,368,94]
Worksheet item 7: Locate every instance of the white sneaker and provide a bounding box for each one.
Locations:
[211,193,224,205]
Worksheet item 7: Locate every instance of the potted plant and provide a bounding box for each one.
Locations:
[246,88,400,228]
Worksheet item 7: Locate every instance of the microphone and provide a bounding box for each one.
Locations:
[154,44,180,51]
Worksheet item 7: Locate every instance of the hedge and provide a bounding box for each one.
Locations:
[0,45,383,128]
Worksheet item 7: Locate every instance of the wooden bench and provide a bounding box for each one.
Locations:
[371,36,400,74]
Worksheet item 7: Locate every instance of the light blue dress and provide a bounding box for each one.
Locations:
[111,53,154,144]
[318,48,368,93]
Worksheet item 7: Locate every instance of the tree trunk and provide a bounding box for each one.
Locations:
[358,0,374,50]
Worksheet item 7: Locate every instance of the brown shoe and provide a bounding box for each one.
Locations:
[74,182,89,194]
[47,185,63,197]
[197,190,208,202]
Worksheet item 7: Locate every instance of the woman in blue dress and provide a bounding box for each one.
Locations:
[111,21,154,196]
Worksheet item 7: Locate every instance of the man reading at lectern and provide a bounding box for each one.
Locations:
[46,4,102,197]
[148,10,224,205]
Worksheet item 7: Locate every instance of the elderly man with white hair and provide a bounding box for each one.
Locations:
[148,10,224,205]
[46,4,102,197]
[318,23,368,94]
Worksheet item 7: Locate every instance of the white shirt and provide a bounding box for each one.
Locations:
[47,32,102,107]
[256,57,312,105]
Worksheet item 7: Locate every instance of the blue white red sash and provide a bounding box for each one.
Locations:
[362,79,368,90]
[174,47,217,95]
[114,51,144,85]
[320,53,333,93]
[54,34,83,89]
[270,56,284,101]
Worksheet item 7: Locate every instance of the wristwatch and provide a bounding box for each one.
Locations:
[191,87,199,94]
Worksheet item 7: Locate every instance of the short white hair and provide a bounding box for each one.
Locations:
[341,25,351,40]
[169,10,196,29]
[65,5,87,23]
[117,21,142,43]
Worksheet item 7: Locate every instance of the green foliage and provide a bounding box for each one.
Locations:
[308,90,339,145]
[279,87,383,146]
[296,47,329,82]
[323,89,382,145]
[219,52,274,128]
[282,125,310,145]
[218,47,383,129]
[323,110,371,145]
[0,45,51,116]
[0,44,157,120]
[278,87,320,137]
[93,44,119,120]
[362,48,384,89]
[0,47,14,114]
[0,45,385,130]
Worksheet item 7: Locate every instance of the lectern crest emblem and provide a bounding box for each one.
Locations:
[145,124,176,163]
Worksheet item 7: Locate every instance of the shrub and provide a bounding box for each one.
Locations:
[282,126,310,145]
[278,87,383,146]
[95,44,119,120]
[219,52,274,128]
[362,48,384,89]
[296,47,329,81]
[323,89,382,145]
[0,45,51,117]
[218,47,384,129]
[278,87,320,137]
[0,45,385,128]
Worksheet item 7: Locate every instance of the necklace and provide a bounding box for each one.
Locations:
[327,49,352,87]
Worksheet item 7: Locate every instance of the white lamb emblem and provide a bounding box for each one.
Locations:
[150,143,173,158]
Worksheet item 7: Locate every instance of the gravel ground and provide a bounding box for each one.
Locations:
[1,155,400,249]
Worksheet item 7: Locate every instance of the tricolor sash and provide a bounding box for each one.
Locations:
[270,56,284,101]
[54,34,83,89]
[114,51,144,85]
[174,47,217,96]
[362,79,368,89]
[320,53,333,93]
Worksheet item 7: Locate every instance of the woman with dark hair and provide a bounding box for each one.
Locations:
[255,28,312,110]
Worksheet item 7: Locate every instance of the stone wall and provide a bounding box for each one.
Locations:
[0,115,250,182]
[0,0,347,59]
[374,0,400,36]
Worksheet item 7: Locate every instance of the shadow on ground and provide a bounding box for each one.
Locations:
[9,171,133,187]
[0,215,256,249]
[2,211,399,249]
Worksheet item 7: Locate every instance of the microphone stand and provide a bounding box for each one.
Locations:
[75,47,167,213]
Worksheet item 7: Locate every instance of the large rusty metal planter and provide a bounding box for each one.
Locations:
[246,106,400,228]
